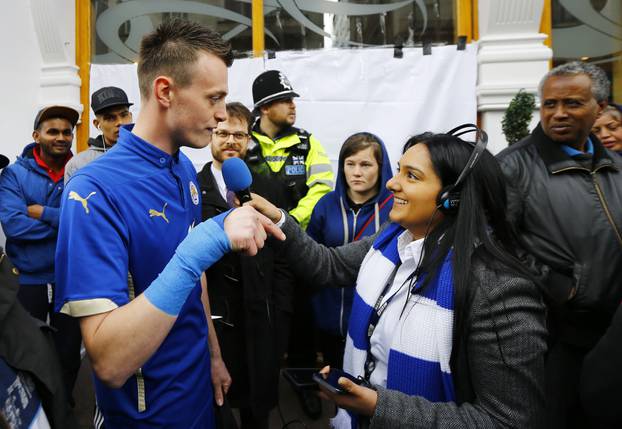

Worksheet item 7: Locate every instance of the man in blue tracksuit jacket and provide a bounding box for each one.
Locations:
[307,132,393,368]
[0,105,82,401]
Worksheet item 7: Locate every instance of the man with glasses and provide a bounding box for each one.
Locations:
[200,102,253,199]
[197,102,292,429]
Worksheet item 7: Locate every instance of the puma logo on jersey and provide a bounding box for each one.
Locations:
[149,203,169,223]
[68,191,96,214]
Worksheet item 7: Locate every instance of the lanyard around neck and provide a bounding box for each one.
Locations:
[363,264,404,381]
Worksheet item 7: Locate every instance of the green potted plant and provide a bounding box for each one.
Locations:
[502,90,536,145]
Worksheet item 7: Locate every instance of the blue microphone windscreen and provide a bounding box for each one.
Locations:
[222,157,253,192]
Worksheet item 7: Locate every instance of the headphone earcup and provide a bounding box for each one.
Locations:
[437,187,460,213]
[436,187,449,211]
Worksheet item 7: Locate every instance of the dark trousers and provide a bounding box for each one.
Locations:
[544,304,617,429]
[287,287,316,368]
[17,283,82,400]
[544,340,616,429]
[239,407,269,429]
[319,332,346,369]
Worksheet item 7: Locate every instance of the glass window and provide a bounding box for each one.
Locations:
[551,0,621,101]
[91,0,459,64]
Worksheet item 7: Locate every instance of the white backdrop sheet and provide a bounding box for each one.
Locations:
[90,44,477,172]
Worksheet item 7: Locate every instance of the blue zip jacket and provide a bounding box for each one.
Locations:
[307,135,393,336]
[0,143,66,284]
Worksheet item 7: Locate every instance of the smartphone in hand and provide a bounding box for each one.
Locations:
[313,368,363,395]
[283,368,319,391]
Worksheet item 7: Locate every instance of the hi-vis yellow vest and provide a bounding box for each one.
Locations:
[247,127,333,228]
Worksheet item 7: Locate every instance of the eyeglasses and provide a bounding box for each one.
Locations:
[213,130,250,142]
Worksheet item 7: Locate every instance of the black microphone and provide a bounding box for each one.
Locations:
[222,157,253,205]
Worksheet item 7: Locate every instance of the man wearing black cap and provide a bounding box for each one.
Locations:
[65,86,133,182]
[0,105,82,401]
[247,70,333,419]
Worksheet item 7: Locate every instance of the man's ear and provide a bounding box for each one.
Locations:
[597,100,607,114]
[153,76,173,108]
[92,118,100,129]
[32,130,40,143]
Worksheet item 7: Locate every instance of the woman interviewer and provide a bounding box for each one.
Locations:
[251,127,546,428]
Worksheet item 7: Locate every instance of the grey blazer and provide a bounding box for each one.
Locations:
[281,216,547,428]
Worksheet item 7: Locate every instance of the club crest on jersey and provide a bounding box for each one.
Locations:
[189,181,199,205]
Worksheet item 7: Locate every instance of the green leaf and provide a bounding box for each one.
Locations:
[502,90,536,145]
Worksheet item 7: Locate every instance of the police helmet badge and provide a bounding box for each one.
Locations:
[278,72,293,91]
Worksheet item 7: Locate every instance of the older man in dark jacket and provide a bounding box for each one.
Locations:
[497,62,622,429]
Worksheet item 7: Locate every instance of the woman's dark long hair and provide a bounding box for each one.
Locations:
[402,132,534,363]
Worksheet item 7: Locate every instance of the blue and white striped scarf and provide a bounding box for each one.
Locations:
[332,223,456,429]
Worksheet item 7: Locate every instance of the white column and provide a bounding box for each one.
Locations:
[323,0,339,48]
[477,0,552,153]
[30,0,82,119]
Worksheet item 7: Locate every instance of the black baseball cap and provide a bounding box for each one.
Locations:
[91,86,133,114]
[33,105,80,130]
[252,70,299,109]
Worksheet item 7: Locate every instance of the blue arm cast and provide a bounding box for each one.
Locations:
[144,212,232,316]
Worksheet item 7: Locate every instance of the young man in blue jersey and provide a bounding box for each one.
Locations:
[55,20,284,428]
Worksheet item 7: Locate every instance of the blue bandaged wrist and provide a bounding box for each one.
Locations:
[212,209,232,229]
[144,218,231,315]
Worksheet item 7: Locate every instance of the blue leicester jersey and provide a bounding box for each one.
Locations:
[55,126,213,428]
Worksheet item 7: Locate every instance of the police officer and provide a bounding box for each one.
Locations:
[246,70,334,419]
[247,70,334,229]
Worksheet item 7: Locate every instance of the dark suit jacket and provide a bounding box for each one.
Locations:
[0,250,77,428]
[196,162,294,416]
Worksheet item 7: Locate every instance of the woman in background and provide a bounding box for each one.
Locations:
[307,132,393,369]
[592,104,622,153]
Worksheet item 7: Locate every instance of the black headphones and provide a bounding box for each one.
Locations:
[436,123,488,214]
